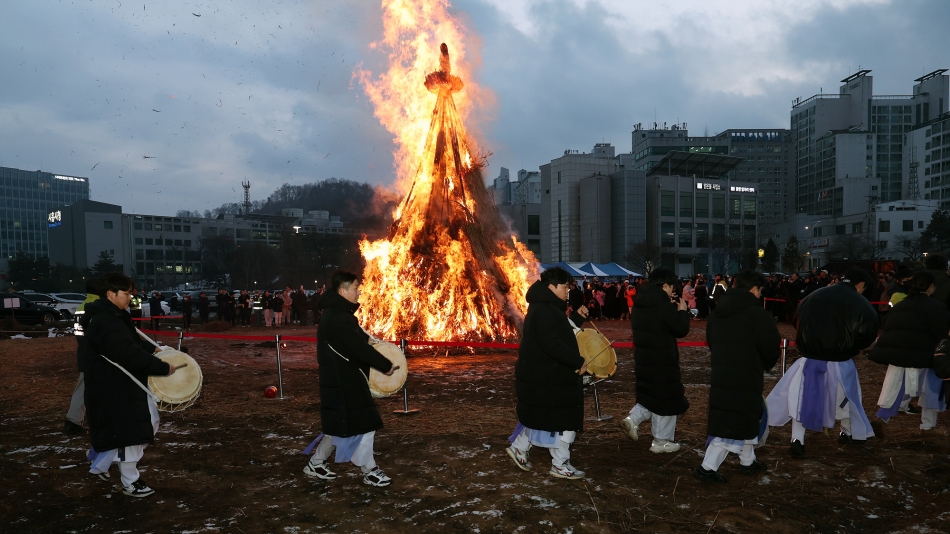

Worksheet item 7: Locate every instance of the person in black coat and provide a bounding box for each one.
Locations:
[868,270,950,430]
[508,267,590,480]
[82,272,178,497]
[621,268,691,454]
[238,290,252,326]
[695,270,780,483]
[304,271,396,487]
[147,291,164,330]
[766,268,880,459]
[63,278,101,434]
[180,295,193,330]
[197,292,211,324]
[694,276,709,319]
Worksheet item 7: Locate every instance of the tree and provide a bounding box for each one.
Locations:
[625,239,666,276]
[762,238,779,271]
[921,209,950,257]
[6,252,50,290]
[92,250,118,274]
[890,234,926,261]
[199,235,237,286]
[826,234,873,261]
[781,236,802,273]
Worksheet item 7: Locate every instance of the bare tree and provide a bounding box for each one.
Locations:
[890,234,926,261]
[826,233,874,261]
[625,239,667,276]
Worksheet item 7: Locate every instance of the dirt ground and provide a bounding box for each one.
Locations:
[2,318,949,533]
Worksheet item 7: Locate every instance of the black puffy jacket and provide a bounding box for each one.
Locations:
[630,283,691,416]
[795,283,879,362]
[706,289,781,440]
[82,299,170,452]
[868,294,950,369]
[515,281,587,432]
[317,291,393,438]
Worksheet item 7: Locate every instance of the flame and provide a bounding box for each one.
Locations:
[355,1,537,342]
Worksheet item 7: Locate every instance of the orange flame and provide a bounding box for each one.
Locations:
[355,0,537,342]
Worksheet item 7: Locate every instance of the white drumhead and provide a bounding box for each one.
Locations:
[148,350,203,405]
[368,342,408,398]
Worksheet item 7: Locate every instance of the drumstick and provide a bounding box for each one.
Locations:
[173,363,189,370]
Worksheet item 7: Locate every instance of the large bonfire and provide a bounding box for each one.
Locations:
[356,0,537,342]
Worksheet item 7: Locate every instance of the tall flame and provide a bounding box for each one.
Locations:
[356,0,537,342]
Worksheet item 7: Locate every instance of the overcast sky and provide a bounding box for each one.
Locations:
[1,0,948,215]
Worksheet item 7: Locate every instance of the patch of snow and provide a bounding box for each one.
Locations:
[857,496,869,502]
[59,465,77,469]
[758,476,771,485]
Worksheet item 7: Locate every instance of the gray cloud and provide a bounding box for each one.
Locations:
[1,0,947,214]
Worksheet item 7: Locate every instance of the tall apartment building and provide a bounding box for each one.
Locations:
[491,168,543,256]
[906,90,950,208]
[0,166,90,277]
[791,69,949,217]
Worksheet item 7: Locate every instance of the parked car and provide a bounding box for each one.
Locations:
[0,293,64,325]
[140,297,171,318]
[20,291,83,320]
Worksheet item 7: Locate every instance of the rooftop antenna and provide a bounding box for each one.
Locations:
[242,180,251,215]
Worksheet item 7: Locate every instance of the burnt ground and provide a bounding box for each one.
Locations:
[1,319,949,533]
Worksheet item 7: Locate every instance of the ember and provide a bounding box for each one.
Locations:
[358,21,536,342]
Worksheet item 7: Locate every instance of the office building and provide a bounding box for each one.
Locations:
[493,168,542,256]
[644,151,754,276]
[0,166,90,278]
[907,105,950,208]
[791,69,949,217]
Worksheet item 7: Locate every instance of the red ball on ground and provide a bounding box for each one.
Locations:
[264,386,278,398]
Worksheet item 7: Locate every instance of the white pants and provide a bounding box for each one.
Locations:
[790,382,852,444]
[89,397,160,487]
[701,439,756,472]
[309,432,377,472]
[629,404,677,442]
[66,373,85,425]
[511,426,575,467]
[919,384,940,430]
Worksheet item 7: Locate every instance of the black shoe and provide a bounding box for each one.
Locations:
[738,460,768,475]
[904,404,922,415]
[836,432,866,445]
[789,440,806,459]
[63,420,86,434]
[694,466,728,483]
[871,420,886,439]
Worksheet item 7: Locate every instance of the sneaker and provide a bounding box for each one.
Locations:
[738,460,768,475]
[122,479,155,498]
[871,419,886,439]
[303,460,338,480]
[789,439,806,459]
[620,415,640,441]
[694,466,728,483]
[506,445,532,472]
[63,420,86,434]
[901,404,922,414]
[649,440,681,454]
[93,471,111,482]
[836,432,866,445]
[362,467,392,487]
[550,461,585,479]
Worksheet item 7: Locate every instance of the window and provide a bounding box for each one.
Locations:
[903,220,913,231]
[661,222,675,247]
[696,192,709,218]
[919,220,924,229]
[134,238,143,245]
[878,240,888,249]
[103,220,113,229]
[679,222,692,247]
[557,171,561,184]
[660,191,675,216]
[852,222,863,234]
[813,227,822,237]
[174,225,181,232]
[743,198,756,219]
[836,225,846,235]
[879,220,890,232]
[184,240,192,247]
[145,238,153,245]
[135,249,144,260]
[730,197,741,219]
[679,193,692,218]
[134,222,143,230]
[184,225,191,233]
[527,215,540,235]
[144,223,152,230]
[695,223,709,247]
[712,194,725,218]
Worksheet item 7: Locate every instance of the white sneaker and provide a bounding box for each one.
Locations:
[506,445,532,472]
[620,415,640,441]
[122,479,155,498]
[650,440,681,454]
[362,467,392,487]
[303,460,338,480]
[550,461,585,479]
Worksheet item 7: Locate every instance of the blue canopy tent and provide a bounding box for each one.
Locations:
[539,262,594,278]
[583,262,642,278]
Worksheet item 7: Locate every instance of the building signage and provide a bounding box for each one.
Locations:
[54,175,86,182]
[696,182,722,190]
[730,186,756,193]
[48,210,62,228]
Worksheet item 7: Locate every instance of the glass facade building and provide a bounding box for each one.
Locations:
[0,166,90,274]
